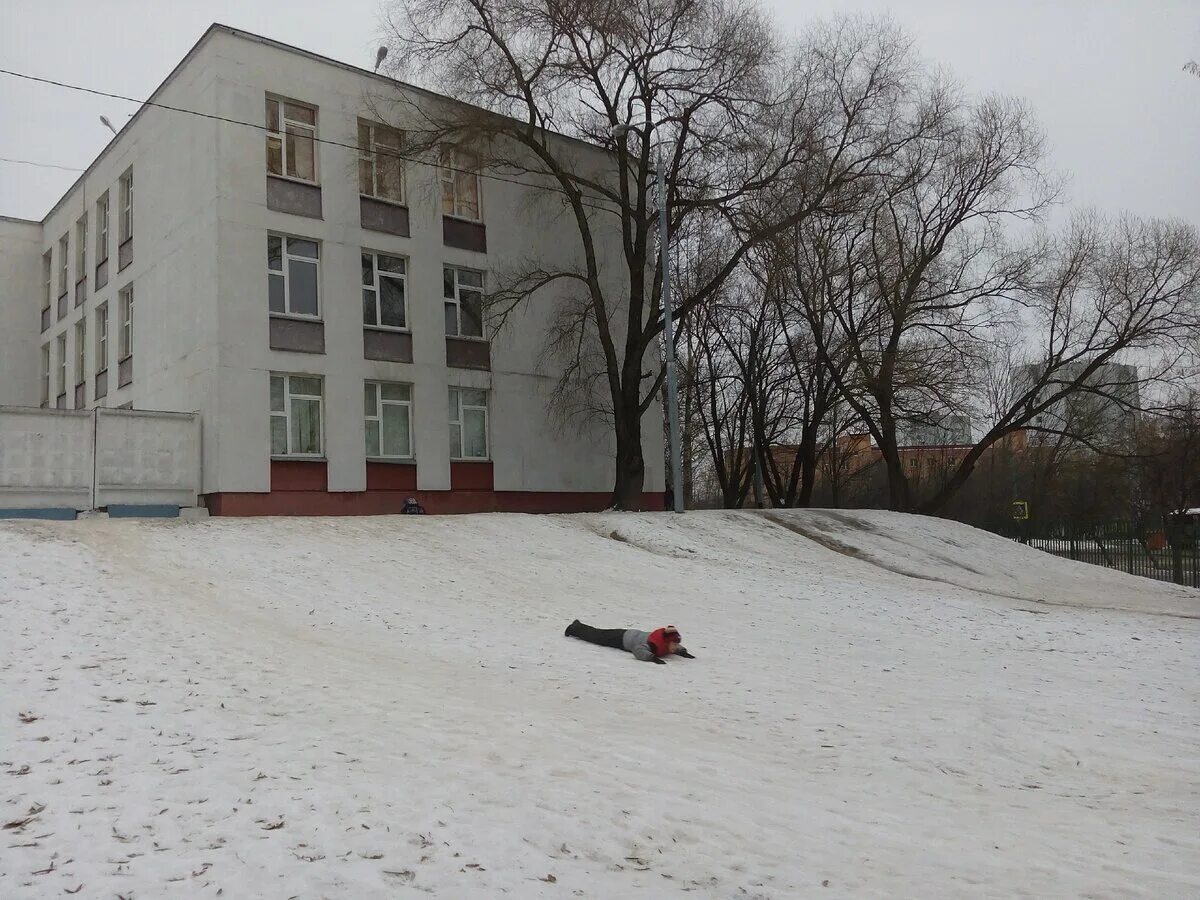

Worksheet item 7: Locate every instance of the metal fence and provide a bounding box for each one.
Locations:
[1000,521,1200,588]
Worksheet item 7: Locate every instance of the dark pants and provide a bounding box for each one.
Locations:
[565,620,627,650]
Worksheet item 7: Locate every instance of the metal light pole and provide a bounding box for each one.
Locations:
[656,146,685,513]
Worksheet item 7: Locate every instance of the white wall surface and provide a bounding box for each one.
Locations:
[204,29,664,496]
[0,218,42,406]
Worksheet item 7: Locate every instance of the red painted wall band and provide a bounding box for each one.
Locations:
[203,489,667,516]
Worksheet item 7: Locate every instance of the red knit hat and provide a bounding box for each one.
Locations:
[648,626,681,657]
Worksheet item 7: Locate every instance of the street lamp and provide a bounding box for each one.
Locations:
[612,122,684,513]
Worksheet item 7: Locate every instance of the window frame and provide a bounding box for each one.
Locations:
[443,265,485,339]
[58,234,69,296]
[56,334,67,400]
[118,285,133,361]
[361,251,408,331]
[448,386,489,461]
[440,147,482,222]
[96,192,110,263]
[75,319,86,386]
[265,96,319,184]
[364,381,414,460]
[268,234,322,320]
[96,304,109,374]
[118,169,133,244]
[358,120,405,204]
[75,215,87,282]
[40,344,50,405]
[269,373,325,459]
[41,251,52,312]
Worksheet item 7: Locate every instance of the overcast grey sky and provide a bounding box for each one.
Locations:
[1,0,1197,224]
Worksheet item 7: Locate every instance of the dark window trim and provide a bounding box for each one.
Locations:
[269,312,324,324]
[267,172,321,189]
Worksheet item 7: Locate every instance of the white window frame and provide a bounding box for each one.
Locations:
[270,373,325,458]
[58,234,69,296]
[96,192,109,263]
[75,319,86,386]
[118,169,133,244]
[56,334,67,401]
[268,234,321,319]
[42,251,52,311]
[40,344,50,405]
[358,120,405,204]
[364,381,414,460]
[119,285,133,360]
[265,96,318,184]
[361,251,408,331]
[443,266,485,338]
[449,386,489,461]
[75,215,87,282]
[440,147,482,222]
[96,304,109,374]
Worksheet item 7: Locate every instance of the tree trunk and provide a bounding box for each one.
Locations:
[881,449,913,511]
[797,432,818,507]
[612,402,647,510]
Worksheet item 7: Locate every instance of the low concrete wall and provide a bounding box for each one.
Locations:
[0,406,201,511]
[0,408,93,509]
[96,408,202,507]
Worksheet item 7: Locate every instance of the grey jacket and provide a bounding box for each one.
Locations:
[622,629,657,661]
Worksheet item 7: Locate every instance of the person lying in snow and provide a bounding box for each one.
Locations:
[564,620,695,664]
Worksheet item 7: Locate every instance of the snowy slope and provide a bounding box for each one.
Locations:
[1,510,1197,898]
[764,508,1200,616]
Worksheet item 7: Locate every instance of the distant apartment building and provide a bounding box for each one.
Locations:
[898,414,973,449]
[1015,361,1141,449]
[0,25,664,515]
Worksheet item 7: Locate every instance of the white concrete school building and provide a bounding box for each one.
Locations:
[0,24,665,515]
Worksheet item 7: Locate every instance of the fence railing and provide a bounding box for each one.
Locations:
[999,521,1199,589]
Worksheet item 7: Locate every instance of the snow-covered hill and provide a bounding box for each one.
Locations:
[2,510,1197,897]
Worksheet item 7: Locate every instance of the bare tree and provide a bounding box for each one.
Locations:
[921,213,1200,513]
[377,2,920,507]
[798,84,1056,511]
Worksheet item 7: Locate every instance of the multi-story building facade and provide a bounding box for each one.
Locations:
[0,25,665,515]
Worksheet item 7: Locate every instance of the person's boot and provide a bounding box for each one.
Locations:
[564,619,581,638]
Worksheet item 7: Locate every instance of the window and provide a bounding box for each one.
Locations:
[96,192,109,262]
[443,266,484,337]
[449,387,488,460]
[266,97,317,182]
[364,381,413,459]
[58,234,69,295]
[362,252,407,329]
[42,251,52,311]
[96,304,109,373]
[358,120,404,203]
[40,345,50,405]
[119,170,133,243]
[270,374,324,457]
[75,320,86,385]
[119,285,133,359]
[268,235,320,318]
[56,334,67,401]
[75,215,87,280]
[440,147,481,221]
